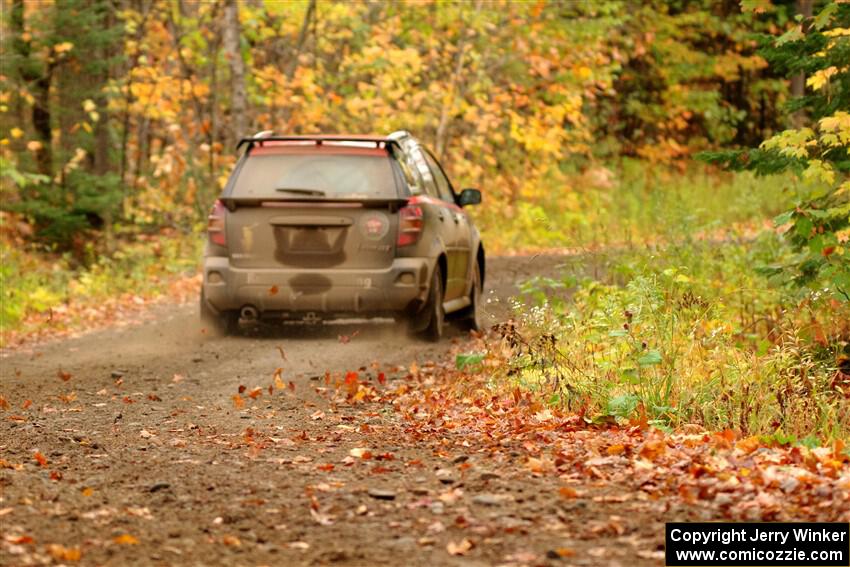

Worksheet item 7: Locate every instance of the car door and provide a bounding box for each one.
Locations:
[407,146,462,300]
[423,150,471,300]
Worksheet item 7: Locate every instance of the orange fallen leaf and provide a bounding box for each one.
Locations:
[222,535,242,547]
[50,471,62,481]
[81,487,94,497]
[11,535,34,544]
[232,394,244,409]
[113,534,139,545]
[269,285,279,296]
[33,452,47,467]
[638,439,667,461]
[0,395,8,410]
[447,538,474,556]
[57,369,72,382]
[607,444,626,455]
[317,463,335,472]
[248,387,262,400]
[47,544,81,561]
[735,435,761,454]
[274,368,285,390]
[558,486,578,499]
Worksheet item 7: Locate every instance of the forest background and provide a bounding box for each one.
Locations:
[1,0,849,440]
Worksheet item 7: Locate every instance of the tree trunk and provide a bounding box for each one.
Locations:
[434,0,482,159]
[223,0,247,145]
[790,0,813,128]
[12,0,53,177]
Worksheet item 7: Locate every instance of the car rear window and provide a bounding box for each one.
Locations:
[230,153,399,199]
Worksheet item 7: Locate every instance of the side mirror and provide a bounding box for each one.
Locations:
[458,188,481,207]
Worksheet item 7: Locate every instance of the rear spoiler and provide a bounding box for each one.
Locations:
[236,135,398,152]
[219,196,410,211]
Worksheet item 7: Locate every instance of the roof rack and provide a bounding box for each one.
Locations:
[236,131,413,152]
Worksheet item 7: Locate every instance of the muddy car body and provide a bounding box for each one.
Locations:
[201,130,484,340]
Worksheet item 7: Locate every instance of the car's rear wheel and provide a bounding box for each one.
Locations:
[410,264,444,342]
[455,261,483,332]
[200,290,236,336]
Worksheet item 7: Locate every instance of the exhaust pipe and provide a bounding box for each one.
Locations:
[240,305,259,321]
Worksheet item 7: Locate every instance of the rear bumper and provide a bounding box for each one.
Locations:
[202,256,431,317]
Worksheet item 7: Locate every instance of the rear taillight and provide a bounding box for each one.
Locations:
[208,199,227,247]
[397,204,423,247]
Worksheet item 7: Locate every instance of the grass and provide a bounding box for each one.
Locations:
[496,162,849,441]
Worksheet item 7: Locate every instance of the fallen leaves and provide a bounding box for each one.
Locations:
[33,452,47,467]
[113,534,139,545]
[47,544,81,561]
[558,486,579,499]
[446,538,474,556]
[57,369,72,382]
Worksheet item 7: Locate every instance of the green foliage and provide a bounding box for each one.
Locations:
[456,352,486,371]
[698,3,850,300]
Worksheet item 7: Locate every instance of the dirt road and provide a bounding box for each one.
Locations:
[0,256,718,566]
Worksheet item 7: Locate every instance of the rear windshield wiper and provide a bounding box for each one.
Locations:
[275,187,326,196]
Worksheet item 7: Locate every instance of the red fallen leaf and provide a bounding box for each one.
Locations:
[371,466,392,474]
[288,381,296,392]
[0,395,8,410]
[21,399,32,409]
[822,246,836,257]
[377,372,386,385]
[267,385,273,396]
[248,387,262,400]
[317,463,335,472]
[338,334,351,344]
[122,396,135,404]
[11,535,34,544]
[33,452,48,467]
[57,369,72,382]
[344,371,359,396]
[50,470,62,481]
[268,285,279,296]
[375,452,395,461]
[238,385,247,394]
[407,459,423,467]
[147,394,162,402]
